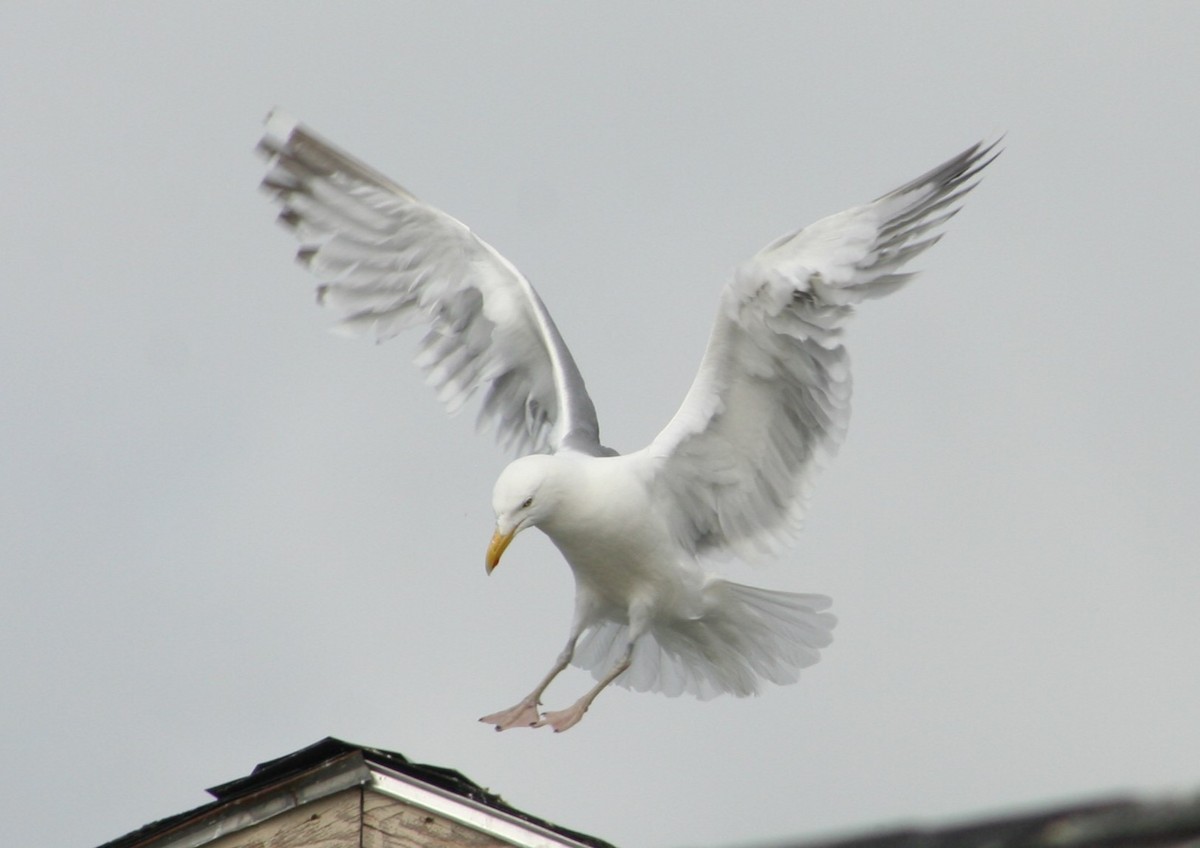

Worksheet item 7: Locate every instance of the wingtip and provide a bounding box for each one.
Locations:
[262,108,300,145]
[972,134,1006,170]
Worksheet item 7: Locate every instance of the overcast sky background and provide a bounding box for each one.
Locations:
[4,4,1199,847]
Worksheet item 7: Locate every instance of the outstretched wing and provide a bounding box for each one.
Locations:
[639,140,1000,561]
[258,111,611,457]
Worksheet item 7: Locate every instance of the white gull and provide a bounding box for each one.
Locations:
[258,113,998,731]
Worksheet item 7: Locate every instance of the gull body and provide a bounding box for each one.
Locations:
[493,453,693,609]
[259,112,998,731]
[484,451,836,730]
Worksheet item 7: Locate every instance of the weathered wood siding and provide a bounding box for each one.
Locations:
[363,790,511,848]
[207,788,361,848]
[199,786,515,848]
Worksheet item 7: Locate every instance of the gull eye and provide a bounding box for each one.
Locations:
[520,497,533,509]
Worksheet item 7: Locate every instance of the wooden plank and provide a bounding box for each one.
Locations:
[207,788,362,848]
[363,790,510,848]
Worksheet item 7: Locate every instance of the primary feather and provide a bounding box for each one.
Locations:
[644,140,1000,564]
[258,111,611,457]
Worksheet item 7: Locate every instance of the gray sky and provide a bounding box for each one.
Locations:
[4,3,1199,847]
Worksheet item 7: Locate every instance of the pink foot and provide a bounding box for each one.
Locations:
[534,702,588,733]
[479,699,542,731]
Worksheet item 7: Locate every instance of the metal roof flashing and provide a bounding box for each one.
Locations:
[365,762,599,848]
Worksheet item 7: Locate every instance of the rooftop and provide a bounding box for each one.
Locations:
[99,736,614,848]
[99,738,1200,848]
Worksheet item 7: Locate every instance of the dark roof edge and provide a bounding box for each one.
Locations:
[787,788,1200,848]
[205,736,377,799]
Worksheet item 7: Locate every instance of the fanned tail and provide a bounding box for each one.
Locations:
[573,581,836,700]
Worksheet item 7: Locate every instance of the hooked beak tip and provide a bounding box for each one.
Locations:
[486,527,515,574]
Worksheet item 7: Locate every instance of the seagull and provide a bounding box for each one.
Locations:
[258,112,998,732]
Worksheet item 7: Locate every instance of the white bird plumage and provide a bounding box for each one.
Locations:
[259,112,998,731]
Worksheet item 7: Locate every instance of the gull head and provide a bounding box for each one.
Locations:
[486,454,561,573]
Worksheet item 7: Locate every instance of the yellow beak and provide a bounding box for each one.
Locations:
[486,527,516,574]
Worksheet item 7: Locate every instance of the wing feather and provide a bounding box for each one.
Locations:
[640,140,1000,561]
[258,111,611,457]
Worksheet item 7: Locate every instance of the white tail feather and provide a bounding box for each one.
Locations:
[572,581,836,700]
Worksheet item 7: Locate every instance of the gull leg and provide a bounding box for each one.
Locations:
[536,643,633,733]
[537,601,648,733]
[479,635,578,731]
